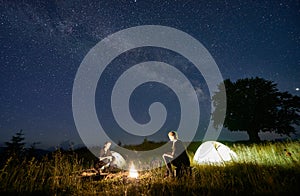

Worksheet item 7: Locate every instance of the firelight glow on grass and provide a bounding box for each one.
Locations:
[0,141,299,195]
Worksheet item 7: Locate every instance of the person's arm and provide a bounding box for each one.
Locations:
[163,141,175,158]
[99,156,113,161]
[171,140,176,157]
[99,149,113,161]
[163,153,173,158]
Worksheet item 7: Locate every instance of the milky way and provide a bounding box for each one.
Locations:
[0,0,299,149]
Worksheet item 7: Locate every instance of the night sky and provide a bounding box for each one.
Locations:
[1,0,299,149]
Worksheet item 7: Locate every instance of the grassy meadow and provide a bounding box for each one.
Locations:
[0,140,299,195]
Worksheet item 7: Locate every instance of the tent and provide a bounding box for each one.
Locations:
[193,141,237,164]
[111,151,127,169]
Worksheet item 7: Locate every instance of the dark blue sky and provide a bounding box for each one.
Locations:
[0,0,299,149]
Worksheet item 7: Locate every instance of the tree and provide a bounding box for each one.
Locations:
[5,130,26,158]
[212,77,300,142]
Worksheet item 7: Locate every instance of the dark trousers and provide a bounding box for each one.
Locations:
[162,154,190,177]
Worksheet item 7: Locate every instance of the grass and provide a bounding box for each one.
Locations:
[0,140,299,195]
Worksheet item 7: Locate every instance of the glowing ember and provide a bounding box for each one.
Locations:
[128,164,138,179]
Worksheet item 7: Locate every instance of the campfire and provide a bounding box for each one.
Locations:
[128,164,139,179]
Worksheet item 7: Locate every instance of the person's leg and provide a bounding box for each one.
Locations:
[175,165,191,178]
[162,154,173,177]
[176,166,188,178]
[98,159,110,171]
[109,156,117,168]
[175,166,181,178]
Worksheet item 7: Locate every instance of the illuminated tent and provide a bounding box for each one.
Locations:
[111,151,127,169]
[193,141,237,164]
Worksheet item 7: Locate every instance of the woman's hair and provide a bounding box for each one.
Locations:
[104,141,112,146]
[168,131,178,139]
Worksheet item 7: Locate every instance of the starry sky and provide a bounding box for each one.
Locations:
[0,0,299,149]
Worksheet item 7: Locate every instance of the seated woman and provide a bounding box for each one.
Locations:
[95,141,115,172]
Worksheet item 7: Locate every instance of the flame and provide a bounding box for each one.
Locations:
[128,164,138,179]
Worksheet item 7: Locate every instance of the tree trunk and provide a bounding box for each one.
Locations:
[247,130,261,142]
